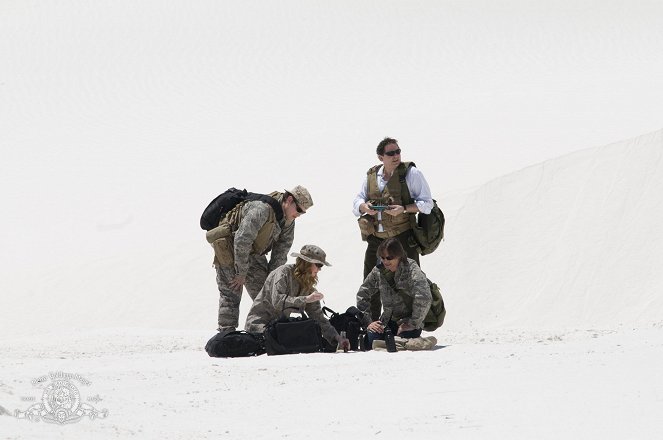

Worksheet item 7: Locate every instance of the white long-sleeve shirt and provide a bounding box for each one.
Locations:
[352,165,434,217]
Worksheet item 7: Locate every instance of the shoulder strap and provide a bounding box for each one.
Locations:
[364,165,383,201]
[321,306,338,318]
[366,165,382,188]
[245,193,284,223]
[366,164,382,176]
[397,162,416,205]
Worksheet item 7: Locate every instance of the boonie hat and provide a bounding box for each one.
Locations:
[286,185,313,212]
[290,244,332,267]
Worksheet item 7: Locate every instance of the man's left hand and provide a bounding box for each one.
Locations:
[385,205,406,216]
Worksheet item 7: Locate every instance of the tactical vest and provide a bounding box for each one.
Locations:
[211,192,282,266]
[365,162,414,239]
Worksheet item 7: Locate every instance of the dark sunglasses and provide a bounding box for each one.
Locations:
[382,255,397,261]
[383,148,401,157]
[314,263,324,268]
[292,198,305,213]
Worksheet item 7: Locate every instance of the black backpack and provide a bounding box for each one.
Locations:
[205,331,266,357]
[200,188,284,231]
[322,306,365,351]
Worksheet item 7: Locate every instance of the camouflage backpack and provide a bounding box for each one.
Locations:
[422,279,446,331]
[397,163,445,255]
[396,278,446,332]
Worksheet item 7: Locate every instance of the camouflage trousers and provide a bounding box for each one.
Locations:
[215,255,269,331]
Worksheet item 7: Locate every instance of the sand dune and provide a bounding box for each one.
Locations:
[439,129,663,330]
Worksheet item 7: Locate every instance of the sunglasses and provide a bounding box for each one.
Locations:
[292,198,305,214]
[383,148,401,157]
[314,263,324,268]
[382,255,397,261]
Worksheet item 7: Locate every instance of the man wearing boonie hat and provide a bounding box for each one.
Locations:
[245,244,350,351]
[210,185,314,333]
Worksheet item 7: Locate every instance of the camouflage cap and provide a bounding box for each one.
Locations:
[290,244,332,267]
[286,185,313,211]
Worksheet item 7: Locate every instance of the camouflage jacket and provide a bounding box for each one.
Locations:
[244,264,339,343]
[233,198,295,278]
[356,258,432,329]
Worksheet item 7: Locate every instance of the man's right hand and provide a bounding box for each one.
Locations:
[229,275,245,292]
[360,202,378,216]
[367,321,384,333]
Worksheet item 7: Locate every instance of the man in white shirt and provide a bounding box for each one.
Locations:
[352,138,434,320]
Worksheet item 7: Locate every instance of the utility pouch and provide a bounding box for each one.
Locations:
[212,236,235,267]
[357,215,376,241]
[206,222,232,244]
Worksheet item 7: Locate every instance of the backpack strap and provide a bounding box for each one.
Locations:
[397,162,421,239]
[397,161,416,206]
[321,306,338,318]
[246,193,284,224]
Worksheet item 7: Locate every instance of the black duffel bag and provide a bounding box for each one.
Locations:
[205,330,266,358]
[264,310,324,356]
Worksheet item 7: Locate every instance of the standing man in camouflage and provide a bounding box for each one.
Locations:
[207,185,314,332]
[352,138,433,320]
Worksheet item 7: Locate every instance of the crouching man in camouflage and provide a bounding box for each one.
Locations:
[207,185,313,332]
[245,245,350,350]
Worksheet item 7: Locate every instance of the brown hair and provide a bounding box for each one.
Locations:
[376,237,408,265]
[293,257,318,293]
[376,137,398,156]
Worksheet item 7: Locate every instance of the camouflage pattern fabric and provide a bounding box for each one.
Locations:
[244,264,340,344]
[216,255,270,331]
[215,198,295,331]
[356,258,432,329]
[372,335,437,351]
[233,200,295,277]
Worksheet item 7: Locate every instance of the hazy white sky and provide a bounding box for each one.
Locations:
[2,0,662,193]
[1,0,662,276]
